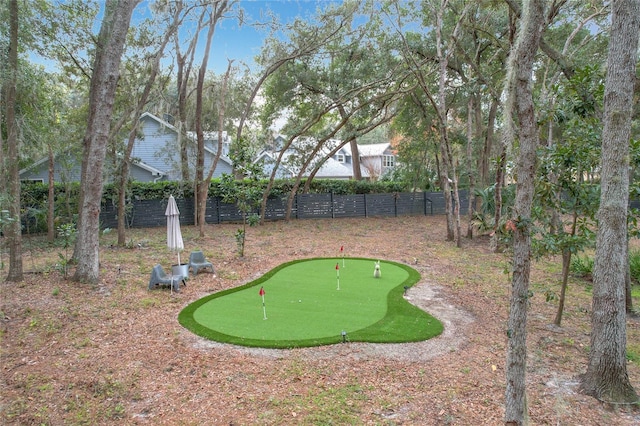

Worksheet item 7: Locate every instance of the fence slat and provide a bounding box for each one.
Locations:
[98,191,466,229]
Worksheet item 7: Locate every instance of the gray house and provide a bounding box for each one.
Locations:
[19,112,233,183]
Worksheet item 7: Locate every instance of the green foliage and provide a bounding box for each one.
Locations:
[570,255,594,280]
[56,223,76,279]
[0,198,17,270]
[471,184,516,235]
[23,179,404,209]
[630,250,640,284]
[21,181,80,227]
[221,138,267,257]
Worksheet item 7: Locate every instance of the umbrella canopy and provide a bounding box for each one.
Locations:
[165,195,184,264]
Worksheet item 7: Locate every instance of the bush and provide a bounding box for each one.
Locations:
[571,255,594,280]
[630,250,640,284]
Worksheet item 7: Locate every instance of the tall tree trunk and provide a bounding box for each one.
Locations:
[4,0,22,282]
[73,0,138,284]
[481,98,498,193]
[117,8,177,246]
[580,0,640,404]
[173,8,202,183]
[466,97,476,239]
[504,0,545,424]
[47,145,55,242]
[193,2,228,230]
[200,61,232,237]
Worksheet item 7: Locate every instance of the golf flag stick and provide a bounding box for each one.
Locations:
[340,245,345,267]
[336,262,340,290]
[259,286,267,320]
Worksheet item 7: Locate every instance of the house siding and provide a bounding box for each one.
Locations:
[20,158,82,183]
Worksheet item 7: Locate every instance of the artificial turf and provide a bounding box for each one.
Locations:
[178,257,443,348]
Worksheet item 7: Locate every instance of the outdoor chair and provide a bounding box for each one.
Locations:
[188,251,215,276]
[148,264,185,292]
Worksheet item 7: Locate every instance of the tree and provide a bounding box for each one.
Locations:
[504,0,546,424]
[219,137,264,257]
[580,0,640,405]
[73,0,139,283]
[2,0,22,282]
[193,0,232,235]
[533,66,603,327]
[114,4,182,246]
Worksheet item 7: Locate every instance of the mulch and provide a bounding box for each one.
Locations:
[1,215,639,425]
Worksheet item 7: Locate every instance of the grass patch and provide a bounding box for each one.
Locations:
[179,257,443,348]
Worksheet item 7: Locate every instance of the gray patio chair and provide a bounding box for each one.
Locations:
[148,264,185,292]
[188,251,215,276]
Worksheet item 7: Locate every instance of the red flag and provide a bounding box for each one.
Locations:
[335,263,339,270]
[259,287,265,296]
[340,245,344,252]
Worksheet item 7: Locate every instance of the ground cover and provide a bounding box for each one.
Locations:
[1,215,639,425]
[179,257,442,348]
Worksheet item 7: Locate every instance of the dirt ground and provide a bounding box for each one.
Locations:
[1,215,639,425]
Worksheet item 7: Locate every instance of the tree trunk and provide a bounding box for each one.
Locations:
[350,138,362,181]
[193,2,228,231]
[481,98,497,193]
[492,145,506,252]
[554,211,578,327]
[117,11,177,246]
[47,145,55,242]
[4,0,23,282]
[73,0,138,284]
[625,241,634,315]
[504,0,546,424]
[554,250,571,327]
[466,97,475,239]
[580,0,639,404]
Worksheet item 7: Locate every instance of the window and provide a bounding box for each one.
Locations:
[336,154,345,163]
[383,155,395,167]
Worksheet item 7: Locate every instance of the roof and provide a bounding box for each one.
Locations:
[348,142,390,157]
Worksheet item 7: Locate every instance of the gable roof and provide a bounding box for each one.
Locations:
[344,142,391,157]
[139,111,233,167]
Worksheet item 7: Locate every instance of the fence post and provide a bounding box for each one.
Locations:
[331,192,335,219]
[394,192,398,217]
[364,193,368,217]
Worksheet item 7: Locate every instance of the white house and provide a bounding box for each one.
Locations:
[255,136,396,180]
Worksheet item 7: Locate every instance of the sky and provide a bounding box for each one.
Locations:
[132,0,336,74]
[27,1,336,74]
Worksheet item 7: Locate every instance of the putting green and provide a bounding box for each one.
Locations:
[179,257,443,348]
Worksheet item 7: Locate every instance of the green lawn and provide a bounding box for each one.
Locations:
[179,257,443,348]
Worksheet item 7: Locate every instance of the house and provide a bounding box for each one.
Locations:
[19,112,233,183]
[130,112,233,180]
[351,142,396,179]
[255,136,396,180]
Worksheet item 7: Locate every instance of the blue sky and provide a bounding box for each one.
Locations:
[134,0,335,73]
[29,1,335,74]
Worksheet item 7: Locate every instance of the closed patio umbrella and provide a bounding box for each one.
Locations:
[165,195,184,266]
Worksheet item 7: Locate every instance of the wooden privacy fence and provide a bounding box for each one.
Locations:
[99,191,469,229]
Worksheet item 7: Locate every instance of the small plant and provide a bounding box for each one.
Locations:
[570,255,594,280]
[56,223,77,279]
[218,136,267,257]
[629,250,640,283]
[0,207,17,270]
